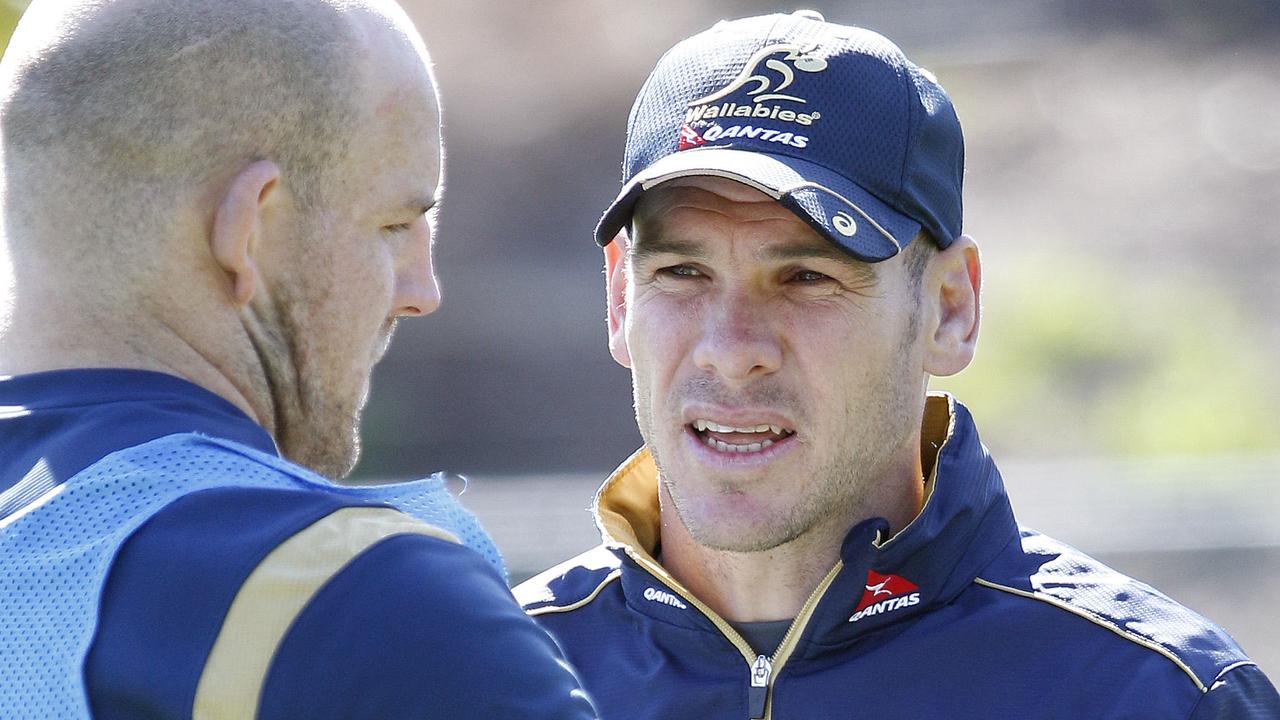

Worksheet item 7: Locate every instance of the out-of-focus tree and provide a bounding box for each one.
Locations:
[935,250,1280,457]
[0,1,27,57]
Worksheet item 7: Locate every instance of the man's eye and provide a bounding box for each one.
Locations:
[382,222,413,235]
[790,269,830,283]
[660,265,702,278]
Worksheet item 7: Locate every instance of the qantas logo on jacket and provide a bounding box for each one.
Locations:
[848,571,920,623]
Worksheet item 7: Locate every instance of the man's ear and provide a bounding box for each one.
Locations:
[210,160,281,306]
[604,230,632,368]
[922,234,981,377]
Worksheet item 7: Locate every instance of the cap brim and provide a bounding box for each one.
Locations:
[594,148,922,262]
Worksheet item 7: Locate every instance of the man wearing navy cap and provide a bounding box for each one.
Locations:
[515,11,1278,718]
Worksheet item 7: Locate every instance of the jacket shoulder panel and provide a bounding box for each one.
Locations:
[514,545,622,615]
[1189,662,1280,719]
[978,527,1251,693]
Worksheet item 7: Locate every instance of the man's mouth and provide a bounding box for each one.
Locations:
[689,418,796,454]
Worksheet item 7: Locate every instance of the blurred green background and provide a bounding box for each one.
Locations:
[0,2,23,55]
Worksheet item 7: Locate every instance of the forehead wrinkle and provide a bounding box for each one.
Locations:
[630,208,779,265]
[634,191,798,250]
[638,198,867,266]
[640,184,777,222]
[629,225,711,262]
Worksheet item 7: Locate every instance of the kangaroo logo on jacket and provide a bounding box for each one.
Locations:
[849,570,920,623]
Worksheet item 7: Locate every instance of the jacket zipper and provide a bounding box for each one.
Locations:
[623,548,843,720]
[755,562,843,719]
[747,654,772,718]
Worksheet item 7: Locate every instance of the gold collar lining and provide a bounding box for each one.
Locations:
[594,447,663,563]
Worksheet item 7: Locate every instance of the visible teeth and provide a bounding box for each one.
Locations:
[694,419,790,435]
[702,436,775,453]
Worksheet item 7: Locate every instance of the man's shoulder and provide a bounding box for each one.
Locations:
[92,432,484,555]
[974,526,1255,694]
[117,483,458,576]
[89,482,548,718]
[96,482,479,666]
[85,433,521,718]
[99,434,484,629]
[513,544,624,615]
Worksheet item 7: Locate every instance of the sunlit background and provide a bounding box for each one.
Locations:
[4,0,1277,674]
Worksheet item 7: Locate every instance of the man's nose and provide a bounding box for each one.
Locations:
[691,291,782,382]
[394,222,441,317]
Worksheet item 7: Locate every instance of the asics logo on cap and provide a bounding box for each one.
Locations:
[832,212,857,237]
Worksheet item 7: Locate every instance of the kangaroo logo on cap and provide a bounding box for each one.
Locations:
[683,44,826,130]
[689,44,827,107]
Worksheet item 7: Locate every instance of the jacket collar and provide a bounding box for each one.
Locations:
[591,393,1019,649]
[0,369,278,517]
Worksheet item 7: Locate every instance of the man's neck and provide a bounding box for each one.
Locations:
[0,299,268,433]
[656,467,924,623]
[659,513,842,623]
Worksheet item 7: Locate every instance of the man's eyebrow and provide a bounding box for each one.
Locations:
[762,240,844,262]
[406,194,441,216]
[761,240,880,280]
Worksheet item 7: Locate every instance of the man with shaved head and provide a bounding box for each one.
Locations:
[0,1,596,717]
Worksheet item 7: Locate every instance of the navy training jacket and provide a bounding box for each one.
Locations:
[516,394,1279,719]
[0,369,597,719]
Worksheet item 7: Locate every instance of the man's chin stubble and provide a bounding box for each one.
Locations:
[283,417,361,479]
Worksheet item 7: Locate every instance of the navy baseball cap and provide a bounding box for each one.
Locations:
[595,11,964,261]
